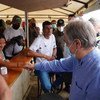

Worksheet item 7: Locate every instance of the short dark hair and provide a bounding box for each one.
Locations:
[68,14,75,18]
[42,21,51,29]
[0,33,5,40]
[0,19,5,28]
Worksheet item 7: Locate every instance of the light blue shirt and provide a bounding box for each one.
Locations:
[35,48,100,100]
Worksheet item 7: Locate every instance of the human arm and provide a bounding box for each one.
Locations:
[52,34,57,58]
[0,59,26,68]
[0,75,12,100]
[52,47,57,59]
[26,49,55,61]
[24,56,74,72]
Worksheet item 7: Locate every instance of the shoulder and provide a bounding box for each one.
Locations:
[30,35,42,46]
[51,34,56,43]
[38,34,43,38]
[3,27,12,34]
[19,28,24,32]
[50,34,55,39]
[34,34,43,40]
[35,34,44,42]
[93,48,100,59]
[18,28,25,34]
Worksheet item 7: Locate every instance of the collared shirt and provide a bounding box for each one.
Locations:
[35,48,100,100]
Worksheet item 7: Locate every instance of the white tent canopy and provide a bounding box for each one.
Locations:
[0,0,96,22]
[0,0,97,47]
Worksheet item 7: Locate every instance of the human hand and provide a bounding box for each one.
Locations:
[45,56,55,61]
[25,50,34,57]
[52,55,57,59]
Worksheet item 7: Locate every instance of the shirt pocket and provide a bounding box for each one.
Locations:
[72,81,86,100]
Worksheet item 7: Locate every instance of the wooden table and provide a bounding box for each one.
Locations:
[3,48,33,100]
[3,48,32,86]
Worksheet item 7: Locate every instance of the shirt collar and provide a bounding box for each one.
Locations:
[78,48,98,65]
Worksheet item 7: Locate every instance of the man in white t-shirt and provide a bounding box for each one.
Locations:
[27,21,57,93]
[3,15,25,59]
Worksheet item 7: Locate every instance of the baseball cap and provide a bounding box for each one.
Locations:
[12,15,21,24]
[57,19,64,26]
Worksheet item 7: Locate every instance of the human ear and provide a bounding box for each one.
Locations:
[75,39,82,49]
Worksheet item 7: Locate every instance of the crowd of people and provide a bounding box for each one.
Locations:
[0,14,100,100]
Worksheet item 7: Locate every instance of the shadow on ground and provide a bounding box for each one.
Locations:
[24,75,69,100]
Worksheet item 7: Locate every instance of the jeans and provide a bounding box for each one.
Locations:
[35,70,65,93]
[35,70,52,93]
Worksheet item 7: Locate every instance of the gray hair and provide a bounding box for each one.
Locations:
[64,19,96,48]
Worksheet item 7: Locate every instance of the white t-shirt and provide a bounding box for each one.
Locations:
[3,27,25,41]
[3,27,25,57]
[30,34,56,63]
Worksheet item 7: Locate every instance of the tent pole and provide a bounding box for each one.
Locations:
[25,11,29,47]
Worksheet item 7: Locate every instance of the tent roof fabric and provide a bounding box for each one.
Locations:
[0,0,96,22]
[0,0,68,12]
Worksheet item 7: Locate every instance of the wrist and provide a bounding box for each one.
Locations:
[43,55,47,59]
